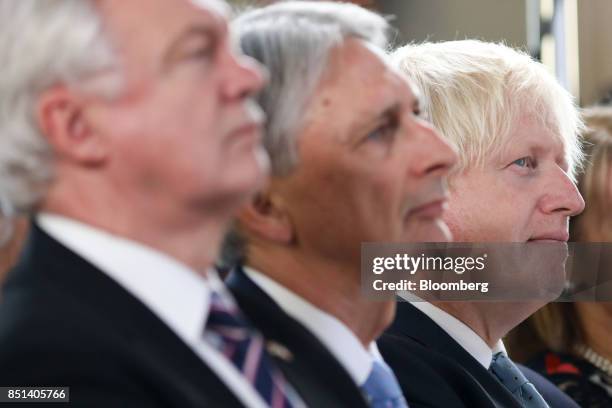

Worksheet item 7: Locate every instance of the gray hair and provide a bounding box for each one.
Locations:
[232,0,390,176]
[0,0,120,213]
[220,1,390,268]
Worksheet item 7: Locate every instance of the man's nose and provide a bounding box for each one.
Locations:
[411,121,458,179]
[222,52,268,102]
[538,167,585,217]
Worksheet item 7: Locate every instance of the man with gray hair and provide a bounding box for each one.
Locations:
[224,2,457,407]
[379,40,583,408]
[0,1,309,407]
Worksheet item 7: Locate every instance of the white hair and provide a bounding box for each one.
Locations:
[0,0,120,213]
[392,40,584,180]
[232,0,390,175]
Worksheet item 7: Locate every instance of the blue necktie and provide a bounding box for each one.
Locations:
[361,360,409,408]
[204,291,305,408]
[489,352,549,408]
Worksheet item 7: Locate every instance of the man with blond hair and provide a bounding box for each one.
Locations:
[379,40,583,408]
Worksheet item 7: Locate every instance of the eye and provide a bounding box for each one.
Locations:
[511,156,536,169]
[182,46,214,61]
[177,34,216,62]
[365,118,398,143]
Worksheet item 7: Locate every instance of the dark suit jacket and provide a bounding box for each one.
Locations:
[0,224,245,408]
[379,302,579,408]
[226,266,371,408]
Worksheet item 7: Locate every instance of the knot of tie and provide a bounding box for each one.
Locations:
[206,291,254,349]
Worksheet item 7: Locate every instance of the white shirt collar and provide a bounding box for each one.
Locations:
[244,266,381,386]
[37,213,220,347]
[399,293,505,368]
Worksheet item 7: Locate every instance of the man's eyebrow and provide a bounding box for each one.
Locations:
[161,24,219,68]
[352,103,401,135]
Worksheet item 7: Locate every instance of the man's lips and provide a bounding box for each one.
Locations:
[528,232,569,242]
[230,102,266,143]
[406,199,448,219]
[229,122,263,142]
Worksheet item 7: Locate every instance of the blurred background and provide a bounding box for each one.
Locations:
[230,0,612,107]
[379,0,612,108]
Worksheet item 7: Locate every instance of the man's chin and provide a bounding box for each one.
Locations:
[225,151,269,199]
[197,171,267,217]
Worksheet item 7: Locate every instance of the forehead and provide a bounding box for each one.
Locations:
[97,0,228,62]
[308,39,416,122]
[190,0,229,16]
[496,114,568,161]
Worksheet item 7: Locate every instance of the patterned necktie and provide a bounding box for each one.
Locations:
[489,352,549,408]
[204,291,304,408]
[361,360,409,408]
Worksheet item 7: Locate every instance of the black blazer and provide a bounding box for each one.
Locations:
[226,266,371,408]
[0,224,245,408]
[379,302,579,408]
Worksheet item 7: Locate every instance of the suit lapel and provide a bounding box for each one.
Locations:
[388,302,522,408]
[12,224,245,407]
[226,267,370,408]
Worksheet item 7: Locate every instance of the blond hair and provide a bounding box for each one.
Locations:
[391,40,584,180]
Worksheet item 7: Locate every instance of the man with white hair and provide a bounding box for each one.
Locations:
[223,2,457,407]
[0,1,309,407]
[379,40,583,408]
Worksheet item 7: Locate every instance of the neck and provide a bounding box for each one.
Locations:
[434,301,544,348]
[248,245,394,346]
[42,188,231,276]
[576,302,612,360]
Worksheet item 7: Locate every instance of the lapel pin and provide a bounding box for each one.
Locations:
[266,340,294,362]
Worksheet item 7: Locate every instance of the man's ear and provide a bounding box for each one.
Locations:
[238,189,294,245]
[36,86,108,165]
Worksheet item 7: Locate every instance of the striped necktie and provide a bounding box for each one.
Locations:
[204,291,305,408]
[489,352,549,408]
